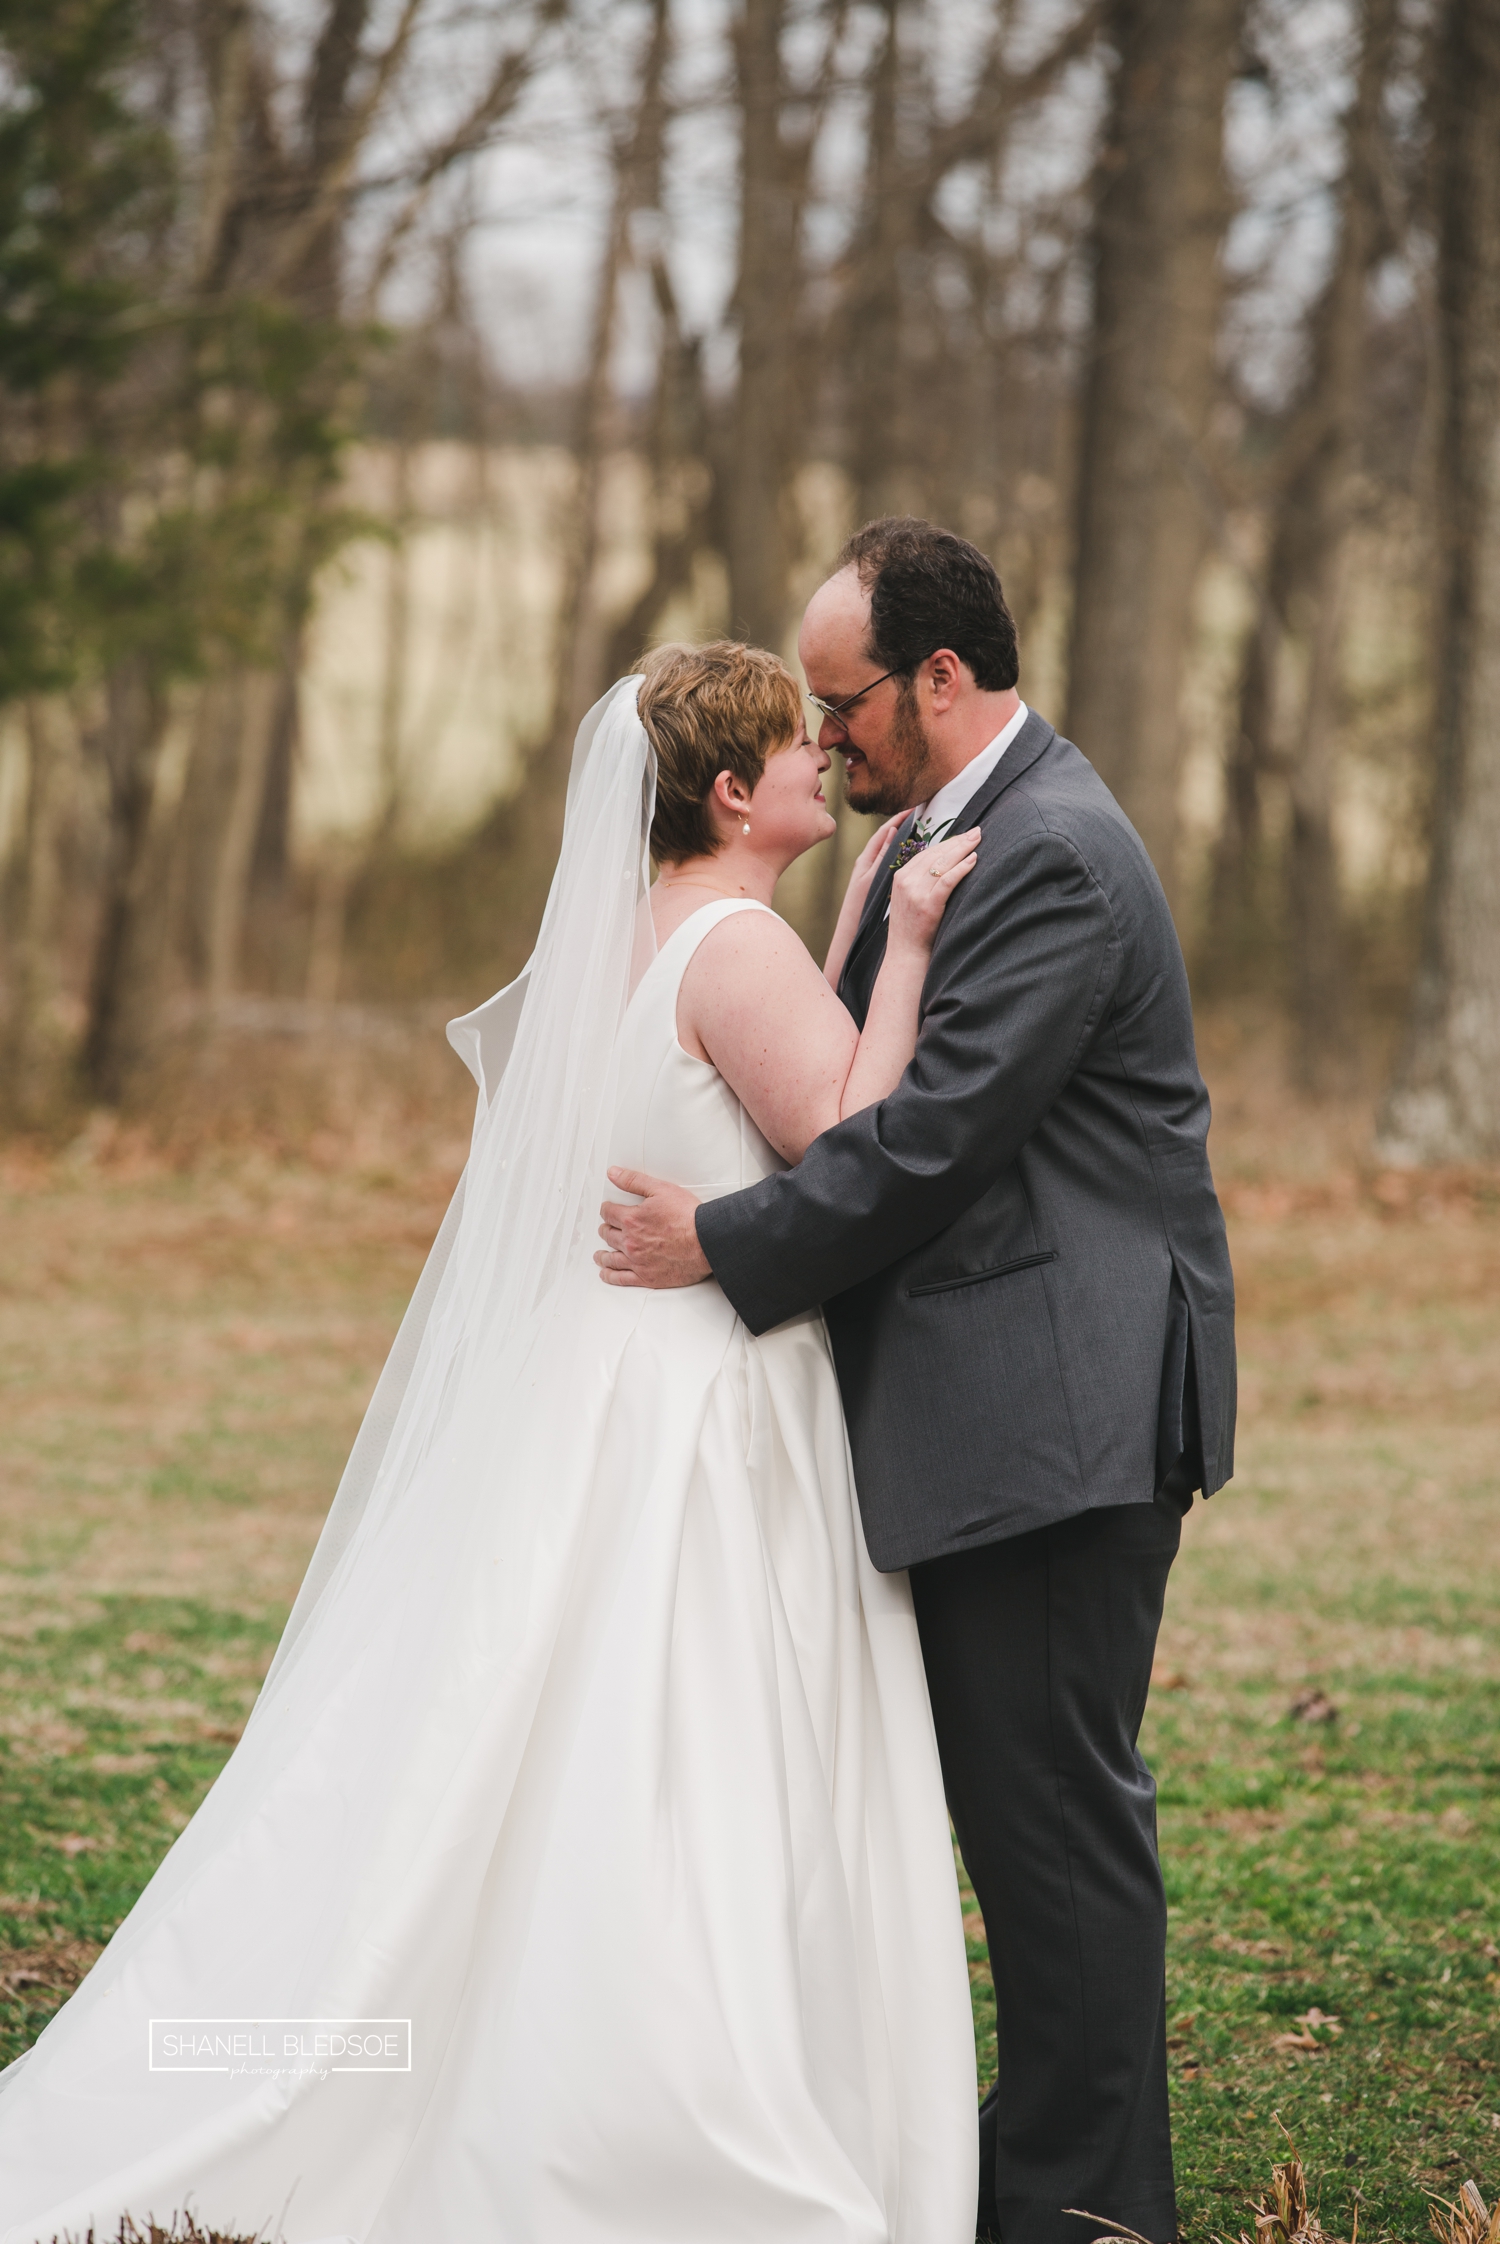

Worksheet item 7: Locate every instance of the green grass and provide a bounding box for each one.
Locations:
[1150,1671,1500,2242]
[3,1148,1497,2240]
[7,1646,1495,2242]
[957,1667,1500,2243]
[0,1596,280,2066]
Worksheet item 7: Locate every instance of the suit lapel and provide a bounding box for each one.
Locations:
[835,716,1058,1008]
[959,710,1055,828]
[840,807,917,991]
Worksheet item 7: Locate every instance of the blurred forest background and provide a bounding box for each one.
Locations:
[1,0,1498,1161]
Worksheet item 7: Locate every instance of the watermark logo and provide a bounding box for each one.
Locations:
[149,2018,411,2080]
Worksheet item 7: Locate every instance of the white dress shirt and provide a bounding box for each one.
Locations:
[883,701,1030,919]
[916,699,1029,842]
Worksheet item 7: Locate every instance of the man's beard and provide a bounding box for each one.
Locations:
[843,679,932,815]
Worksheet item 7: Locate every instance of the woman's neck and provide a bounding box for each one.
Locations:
[654,842,781,908]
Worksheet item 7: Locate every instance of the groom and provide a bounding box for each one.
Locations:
[598,517,1236,2244]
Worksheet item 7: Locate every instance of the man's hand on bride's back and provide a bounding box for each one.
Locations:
[597,1170,710,1288]
[887,827,981,955]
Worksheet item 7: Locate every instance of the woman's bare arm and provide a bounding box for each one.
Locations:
[678,830,980,1164]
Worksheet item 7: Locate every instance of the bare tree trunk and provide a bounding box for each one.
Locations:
[547,0,671,752]
[789,0,904,966]
[1285,542,1353,1082]
[207,668,284,1010]
[4,699,71,1120]
[174,676,241,981]
[375,442,415,838]
[548,241,627,756]
[465,3,672,979]
[250,622,304,897]
[1279,0,1397,1085]
[602,264,712,683]
[848,0,907,526]
[1206,570,1277,980]
[82,656,173,1102]
[1377,0,1500,1163]
[727,0,800,648]
[1064,0,1239,900]
[1209,0,1397,1067]
[202,0,561,900]
[305,846,352,1004]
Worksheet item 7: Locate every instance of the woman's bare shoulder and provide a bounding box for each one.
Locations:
[675,905,840,1061]
[681,904,815,991]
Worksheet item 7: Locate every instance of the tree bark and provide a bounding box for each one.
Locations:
[82,657,173,1102]
[848,0,908,526]
[206,668,284,1010]
[1284,540,1352,1084]
[545,0,671,756]
[1064,0,1239,899]
[1215,0,1397,1081]
[1205,595,1274,977]
[726,0,801,649]
[602,261,712,685]
[175,676,242,981]
[1283,0,1395,1086]
[249,627,302,895]
[467,0,673,981]
[1377,0,1500,1163]
[375,442,415,839]
[4,699,71,1121]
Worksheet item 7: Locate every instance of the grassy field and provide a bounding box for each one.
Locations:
[1,1013,1497,2242]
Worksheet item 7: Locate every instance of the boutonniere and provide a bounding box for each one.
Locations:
[888,816,945,873]
[889,822,932,872]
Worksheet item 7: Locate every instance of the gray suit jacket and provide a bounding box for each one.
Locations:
[696,712,1236,1572]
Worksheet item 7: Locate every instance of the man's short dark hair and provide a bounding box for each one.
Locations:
[835,517,1019,692]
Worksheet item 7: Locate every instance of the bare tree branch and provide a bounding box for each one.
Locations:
[360,0,569,309]
[305,0,375,167]
[264,0,428,296]
[925,0,1104,185]
[192,0,255,289]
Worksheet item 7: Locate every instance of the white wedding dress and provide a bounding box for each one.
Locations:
[0,890,976,2244]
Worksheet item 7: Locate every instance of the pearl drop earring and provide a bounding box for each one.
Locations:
[742,820,751,835]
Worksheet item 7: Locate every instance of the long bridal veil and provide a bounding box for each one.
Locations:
[0,676,657,2144]
[264,676,657,1693]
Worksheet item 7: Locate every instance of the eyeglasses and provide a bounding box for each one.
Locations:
[805,665,908,735]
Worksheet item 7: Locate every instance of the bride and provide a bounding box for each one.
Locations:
[0,644,981,2244]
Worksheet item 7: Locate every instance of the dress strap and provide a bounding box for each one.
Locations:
[632,896,775,1019]
[663,896,775,968]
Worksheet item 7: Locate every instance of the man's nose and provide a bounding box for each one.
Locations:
[816,714,845,753]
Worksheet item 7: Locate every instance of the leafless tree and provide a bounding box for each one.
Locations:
[1377,0,1500,1163]
[1064,0,1241,901]
[548,0,675,758]
[1213,0,1401,1087]
[792,0,1101,958]
[78,0,567,1100]
[5,702,77,1121]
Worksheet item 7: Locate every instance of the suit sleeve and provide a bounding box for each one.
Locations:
[696,824,1122,1335]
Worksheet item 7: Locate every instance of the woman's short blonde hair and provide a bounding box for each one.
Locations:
[637,641,803,863]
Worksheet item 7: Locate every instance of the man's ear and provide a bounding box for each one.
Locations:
[926,648,965,714]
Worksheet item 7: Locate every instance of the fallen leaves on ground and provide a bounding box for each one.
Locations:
[1272,2007,1343,2053]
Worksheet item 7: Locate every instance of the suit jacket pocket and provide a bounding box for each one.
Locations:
[907,1249,1059,1297]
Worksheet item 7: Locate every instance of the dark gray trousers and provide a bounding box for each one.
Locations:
[908,1486,1185,2244]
